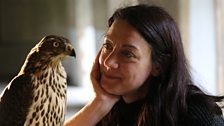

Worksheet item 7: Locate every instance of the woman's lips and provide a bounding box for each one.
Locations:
[102,72,121,80]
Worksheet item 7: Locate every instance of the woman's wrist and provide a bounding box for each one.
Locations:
[93,95,119,111]
[64,97,117,126]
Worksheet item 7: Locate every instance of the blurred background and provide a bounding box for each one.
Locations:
[0,0,223,119]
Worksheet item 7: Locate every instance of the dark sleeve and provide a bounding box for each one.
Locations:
[187,103,224,126]
[213,115,224,126]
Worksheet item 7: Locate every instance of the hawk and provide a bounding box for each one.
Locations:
[0,35,76,126]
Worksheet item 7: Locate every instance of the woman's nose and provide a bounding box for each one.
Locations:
[103,52,119,70]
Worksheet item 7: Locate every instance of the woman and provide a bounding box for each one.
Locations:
[65,4,224,126]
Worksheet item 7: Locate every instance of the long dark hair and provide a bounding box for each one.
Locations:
[98,4,223,126]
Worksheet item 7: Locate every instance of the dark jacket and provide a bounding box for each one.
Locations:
[98,99,224,126]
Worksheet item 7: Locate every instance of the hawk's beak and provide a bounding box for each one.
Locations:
[66,44,76,58]
[70,49,76,58]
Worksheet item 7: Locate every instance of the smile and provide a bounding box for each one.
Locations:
[102,73,121,80]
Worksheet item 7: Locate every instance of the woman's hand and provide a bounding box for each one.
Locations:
[90,49,120,105]
[64,50,120,126]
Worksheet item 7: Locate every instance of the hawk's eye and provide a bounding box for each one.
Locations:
[53,42,60,48]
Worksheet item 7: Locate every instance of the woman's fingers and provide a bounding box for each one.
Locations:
[91,49,101,82]
[90,49,120,103]
[90,49,104,94]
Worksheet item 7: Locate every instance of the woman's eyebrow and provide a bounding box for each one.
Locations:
[103,37,114,43]
[122,44,138,50]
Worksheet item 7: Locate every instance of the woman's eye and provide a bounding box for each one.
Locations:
[102,42,113,51]
[53,42,60,48]
[121,51,136,58]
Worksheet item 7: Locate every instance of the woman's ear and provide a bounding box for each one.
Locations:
[151,65,160,77]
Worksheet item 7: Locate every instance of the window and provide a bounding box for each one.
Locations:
[215,0,224,95]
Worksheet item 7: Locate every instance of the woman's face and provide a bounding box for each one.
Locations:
[99,19,154,103]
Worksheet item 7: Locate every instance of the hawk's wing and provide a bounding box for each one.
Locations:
[0,74,34,126]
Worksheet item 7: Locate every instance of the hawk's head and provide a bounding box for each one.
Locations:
[20,35,76,74]
[36,35,76,60]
